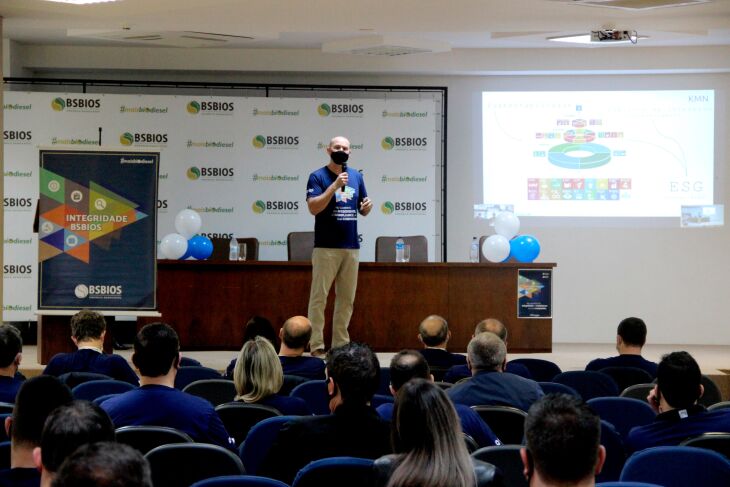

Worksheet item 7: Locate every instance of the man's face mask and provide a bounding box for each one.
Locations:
[330,150,349,165]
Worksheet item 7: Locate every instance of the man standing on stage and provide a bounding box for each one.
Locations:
[306,136,373,357]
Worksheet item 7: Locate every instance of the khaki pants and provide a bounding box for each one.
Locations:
[307,248,360,352]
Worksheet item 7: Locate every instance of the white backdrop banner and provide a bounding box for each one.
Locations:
[3,92,441,321]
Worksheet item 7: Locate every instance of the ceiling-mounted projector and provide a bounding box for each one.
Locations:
[591,30,638,43]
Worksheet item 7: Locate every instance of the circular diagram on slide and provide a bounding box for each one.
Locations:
[548,142,611,169]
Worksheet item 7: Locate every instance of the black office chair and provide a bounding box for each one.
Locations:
[620,383,655,402]
[599,367,654,393]
[183,379,237,406]
[57,371,113,388]
[280,375,311,396]
[509,358,562,382]
[472,445,527,487]
[287,232,315,262]
[215,402,282,446]
[174,366,224,390]
[471,405,527,445]
[116,425,194,455]
[145,443,245,487]
[681,432,730,460]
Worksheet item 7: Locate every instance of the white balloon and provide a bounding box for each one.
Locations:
[494,211,520,239]
[174,209,202,239]
[159,233,188,260]
[482,235,510,263]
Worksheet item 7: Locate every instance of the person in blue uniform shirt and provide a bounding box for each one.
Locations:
[0,325,25,403]
[306,136,373,356]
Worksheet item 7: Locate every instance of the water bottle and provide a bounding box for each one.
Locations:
[395,238,405,263]
[470,236,479,263]
[229,237,239,261]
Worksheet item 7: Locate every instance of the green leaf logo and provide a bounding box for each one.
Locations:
[252,200,266,214]
[381,137,395,150]
[381,201,395,215]
[120,132,134,146]
[317,103,331,116]
[187,101,201,114]
[187,167,201,180]
[51,97,66,111]
[252,135,266,148]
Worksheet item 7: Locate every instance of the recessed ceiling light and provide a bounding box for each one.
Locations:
[548,31,648,45]
[44,0,121,5]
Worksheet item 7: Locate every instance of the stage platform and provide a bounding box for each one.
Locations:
[18,343,730,401]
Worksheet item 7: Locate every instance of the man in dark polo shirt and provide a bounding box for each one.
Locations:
[417,315,468,368]
[585,317,658,378]
[306,136,373,357]
[626,351,730,453]
[278,316,326,379]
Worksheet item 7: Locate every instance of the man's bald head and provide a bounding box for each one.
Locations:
[281,316,312,351]
[475,318,507,342]
[327,136,351,153]
[418,315,450,347]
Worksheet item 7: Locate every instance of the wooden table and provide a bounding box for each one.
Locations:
[139,261,556,353]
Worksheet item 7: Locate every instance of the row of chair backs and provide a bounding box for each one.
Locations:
[216,403,282,446]
[145,443,245,487]
[287,232,429,262]
[619,375,723,408]
[72,379,137,401]
[509,358,562,382]
[586,397,657,439]
[471,405,527,445]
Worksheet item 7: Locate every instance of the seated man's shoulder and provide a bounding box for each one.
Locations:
[585,357,610,371]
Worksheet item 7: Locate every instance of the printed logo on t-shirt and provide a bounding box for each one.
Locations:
[335,186,355,203]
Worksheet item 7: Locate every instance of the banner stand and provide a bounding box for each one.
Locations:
[35,310,161,365]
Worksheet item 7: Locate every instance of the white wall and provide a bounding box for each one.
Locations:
[6,43,730,345]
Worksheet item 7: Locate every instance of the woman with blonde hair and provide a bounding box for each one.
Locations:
[233,336,310,415]
[374,378,502,487]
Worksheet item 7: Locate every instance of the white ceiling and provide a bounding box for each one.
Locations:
[0,0,729,50]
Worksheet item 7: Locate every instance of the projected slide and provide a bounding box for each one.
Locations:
[482,91,714,217]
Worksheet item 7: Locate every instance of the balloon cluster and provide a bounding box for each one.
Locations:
[481,212,541,263]
[158,210,214,260]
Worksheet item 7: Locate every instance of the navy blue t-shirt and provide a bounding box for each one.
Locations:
[306,166,367,249]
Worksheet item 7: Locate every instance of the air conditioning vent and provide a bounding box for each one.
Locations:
[552,0,711,10]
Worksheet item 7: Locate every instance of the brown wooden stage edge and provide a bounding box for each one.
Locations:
[140,261,556,354]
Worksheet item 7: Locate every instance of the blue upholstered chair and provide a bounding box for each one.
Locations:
[215,402,282,446]
[174,366,223,390]
[597,420,626,483]
[291,457,375,487]
[620,446,730,487]
[680,432,730,460]
[71,379,136,401]
[598,367,654,393]
[509,358,561,382]
[538,381,580,397]
[289,380,329,415]
[183,379,237,407]
[552,371,619,401]
[471,405,527,445]
[472,445,527,487]
[239,415,297,475]
[587,397,656,439]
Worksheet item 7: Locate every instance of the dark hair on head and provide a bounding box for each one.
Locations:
[418,316,449,347]
[70,310,106,342]
[657,351,702,409]
[132,323,179,377]
[40,401,116,472]
[12,376,73,448]
[388,378,474,487]
[51,441,152,487]
[0,325,22,368]
[617,317,647,347]
[281,319,312,350]
[390,350,430,391]
[525,394,601,484]
[243,316,278,349]
[326,342,380,405]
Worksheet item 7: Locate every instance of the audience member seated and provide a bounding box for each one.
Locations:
[0,376,73,487]
[43,310,139,385]
[417,315,467,368]
[521,394,606,487]
[225,316,326,381]
[278,316,327,379]
[225,316,278,378]
[585,317,658,378]
[233,336,310,415]
[0,325,25,403]
[377,350,501,448]
[447,332,544,412]
[51,441,152,487]
[33,401,116,487]
[445,318,531,383]
[260,342,391,484]
[373,379,502,487]
[626,351,730,453]
[101,323,235,450]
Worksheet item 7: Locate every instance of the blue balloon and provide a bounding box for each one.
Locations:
[510,235,541,263]
[188,235,214,260]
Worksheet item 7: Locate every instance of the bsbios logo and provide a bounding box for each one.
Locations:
[51,97,100,112]
[119,132,168,146]
[381,200,428,215]
[187,166,235,181]
[3,130,32,144]
[252,135,300,149]
[252,200,299,214]
[74,284,123,299]
[382,136,428,150]
[187,100,234,115]
[317,103,364,117]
